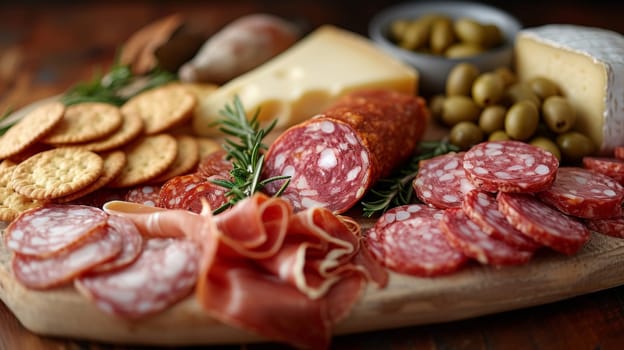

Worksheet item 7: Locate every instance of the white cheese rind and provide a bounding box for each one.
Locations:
[192,25,418,136]
[515,24,624,154]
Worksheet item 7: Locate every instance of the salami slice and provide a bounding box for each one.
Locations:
[413,152,475,209]
[583,156,624,185]
[124,185,161,207]
[157,173,205,209]
[462,190,540,251]
[497,192,590,255]
[75,238,200,319]
[90,215,144,273]
[5,205,108,257]
[538,167,624,219]
[462,141,558,193]
[12,225,123,289]
[179,175,229,213]
[197,149,232,178]
[615,146,624,160]
[262,90,427,213]
[364,204,466,276]
[585,215,624,238]
[440,208,533,266]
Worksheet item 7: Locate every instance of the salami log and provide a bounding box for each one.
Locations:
[5,205,108,257]
[262,89,428,213]
[413,152,475,209]
[440,208,533,266]
[364,204,466,276]
[538,167,624,219]
[497,192,590,255]
[582,156,624,185]
[462,141,558,193]
[75,238,200,319]
[12,225,123,289]
[585,215,624,238]
[462,190,540,251]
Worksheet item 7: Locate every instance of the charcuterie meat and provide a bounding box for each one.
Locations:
[582,156,624,185]
[12,225,123,289]
[538,167,624,219]
[462,141,559,193]
[462,190,540,251]
[90,215,144,273]
[585,215,624,238]
[615,146,624,160]
[497,192,590,255]
[440,208,533,266]
[196,149,232,178]
[75,238,200,319]
[179,175,229,213]
[262,89,427,213]
[124,185,161,207]
[364,204,466,276]
[413,152,475,209]
[5,205,109,257]
[157,173,206,209]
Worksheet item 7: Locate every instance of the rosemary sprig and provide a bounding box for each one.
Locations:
[361,141,460,217]
[61,63,176,106]
[211,96,290,214]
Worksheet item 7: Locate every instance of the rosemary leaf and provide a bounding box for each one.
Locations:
[361,141,460,217]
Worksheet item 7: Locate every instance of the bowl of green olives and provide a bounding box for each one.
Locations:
[369,1,521,95]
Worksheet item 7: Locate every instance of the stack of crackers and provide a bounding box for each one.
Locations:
[0,83,222,222]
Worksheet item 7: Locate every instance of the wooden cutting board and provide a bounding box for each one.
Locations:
[1,225,624,346]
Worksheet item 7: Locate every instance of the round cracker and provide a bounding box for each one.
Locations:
[0,102,65,159]
[10,148,104,200]
[108,134,178,188]
[0,166,43,222]
[195,137,222,161]
[56,151,127,203]
[65,112,144,152]
[43,102,123,144]
[121,84,196,135]
[150,134,199,183]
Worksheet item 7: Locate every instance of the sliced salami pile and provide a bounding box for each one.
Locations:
[372,140,624,277]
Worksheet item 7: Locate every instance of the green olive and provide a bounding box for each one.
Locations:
[482,24,503,48]
[504,101,539,141]
[494,67,517,87]
[449,121,484,150]
[446,63,480,96]
[529,77,560,100]
[505,83,541,109]
[445,42,484,58]
[479,105,507,134]
[488,130,511,141]
[430,18,456,54]
[530,136,562,160]
[472,73,505,107]
[453,18,488,46]
[542,96,576,134]
[441,95,481,126]
[399,19,432,50]
[429,94,445,122]
[390,19,410,42]
[556,131,596,162]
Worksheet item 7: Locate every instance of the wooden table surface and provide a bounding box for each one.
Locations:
[2,1,624,349]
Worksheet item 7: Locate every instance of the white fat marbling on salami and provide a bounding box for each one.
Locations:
[263,119,372,213]
[365,204,466,276]
[413,152,475,209]
[586,215,624,238]
[462,190,539,251]
[497,192,590,255]
[538,167,624,219]
[462,141,558,193]
[12,225,123,289]
[5,205,108,257]
[75,238,199,319]
[125,185,160,207]
[440,208,533,266]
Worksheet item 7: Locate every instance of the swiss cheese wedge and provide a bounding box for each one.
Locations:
[192,25,418,136]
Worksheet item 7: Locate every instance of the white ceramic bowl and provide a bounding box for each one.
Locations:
[369,1,522,95]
